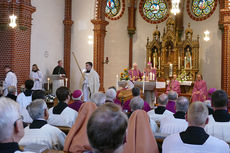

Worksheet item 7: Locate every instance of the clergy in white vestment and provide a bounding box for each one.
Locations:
[0,97,33,153]
[30,64,43,90]
[3,65,17,96]
[48,87,78,127]
[19,99,66,150]
[16,80,34,123]
[148,94,173,122]
[81,62,100,102]
[163,102,229,153]
[160,97,189,135]
[205,90,230,142]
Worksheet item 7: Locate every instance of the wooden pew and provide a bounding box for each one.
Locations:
[56,126,71,135]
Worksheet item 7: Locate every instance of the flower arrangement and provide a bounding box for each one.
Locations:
[120,68,130,81]
[178,70,193,81]
[45,94,56,103]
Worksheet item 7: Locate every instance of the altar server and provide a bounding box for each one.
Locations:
[81,62,100,102]
[163,102,229,153]
[128,63,143,81]
[123,110,159,153]
[160,97,189,135]
[16,80,34,123]
[192,74,208,102]
[19,99,66,150]
[148,94,173,122]
[30,64,43,90]
[64,102,97,153]
[3,65,17,96]
[166,74,181,94]
[48,87,78,127]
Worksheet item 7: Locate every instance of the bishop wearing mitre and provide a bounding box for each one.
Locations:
[144,62,157,81]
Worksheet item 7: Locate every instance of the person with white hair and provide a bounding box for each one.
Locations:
[48,87,78,127]
[166,90,178,113]
[19,99,66,150]
[91,92,106,107]
[128,63,143,81]
[160,97,189,135]
[6,86,17,101]
[130,97,158,133]
[163,102,229,153]
[105,88,117,103]
[0,97,31,153]
[148,94,173,122]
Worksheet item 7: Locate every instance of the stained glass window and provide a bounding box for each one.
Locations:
[142,0,168,21]
[105,0,121,18]
[191,0,215,18]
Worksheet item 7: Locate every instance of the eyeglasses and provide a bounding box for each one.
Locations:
[14,115,24,127]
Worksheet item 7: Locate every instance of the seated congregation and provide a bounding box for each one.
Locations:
[0,79,230,153]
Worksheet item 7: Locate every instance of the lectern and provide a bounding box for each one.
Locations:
[49,75,65,95]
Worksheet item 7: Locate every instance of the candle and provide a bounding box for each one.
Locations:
[184,57,186,69]
[143,75,145,93]
[116,74,119,90]
[178,56,180,70]
[153,73,155,81]
[150,72,152,80]
[153,57,156,68]
[190,57,192,69]
[65,78,68,87]
[169,64,173,77]
[47,77,50,91]
[158,57,161,69]
[149,57,151,62]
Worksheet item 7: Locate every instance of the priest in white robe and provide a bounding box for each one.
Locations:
[19,99,66,150]
[163,102,229,153]
[3,65,17,96]
[30,64,43,90]
[81,62,100,102]
[48,87,78,127]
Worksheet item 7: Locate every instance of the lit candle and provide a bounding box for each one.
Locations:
[65,78,68,87]
[153,57,156,68]
[190,57,192,69]
[116,74,119,90]
[178,56,180,70]
[153,73,155,81]
[150,72,153,80]
[47,77,50,91]
[169,64,173,77]
[158,57,161,69]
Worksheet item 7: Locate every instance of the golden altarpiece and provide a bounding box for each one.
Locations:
[146,17,200,82]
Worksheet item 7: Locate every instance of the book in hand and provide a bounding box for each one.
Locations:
[23,144,48,153]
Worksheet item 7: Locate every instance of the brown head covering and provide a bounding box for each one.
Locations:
[123,110,159,153]
[64,102,97,153]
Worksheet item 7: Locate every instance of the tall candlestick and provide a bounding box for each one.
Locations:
[158,57,161,69]
[149,57,151,62]
[169,64,173,77]
[190,57,192,69]
[65,78,68,87]
[153,57,156,68]
[184,57,186,69]
[47,77,50,91]
[116,74,119,90]
[178,56,181,70]
[149,72,153,80]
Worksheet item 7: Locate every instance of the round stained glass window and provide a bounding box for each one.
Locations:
[142,0,168,21]
[105,0,121,18]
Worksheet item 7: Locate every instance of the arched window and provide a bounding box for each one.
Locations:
[139,0,170,24]
[187,0,217,21]
[105,0,125,20]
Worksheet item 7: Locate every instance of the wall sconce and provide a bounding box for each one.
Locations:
[204,30,210,41]
[88,35,93,45]
[9,14,17,28]
[103,57,109,64]
[171,0,180,15]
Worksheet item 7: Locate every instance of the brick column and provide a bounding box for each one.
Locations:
[127,0,136,69]
[63,0,73,88]
[91,0,109,92]
[0,0,35,90]
[219,0,230,94]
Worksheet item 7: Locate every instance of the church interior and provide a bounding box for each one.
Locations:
[0,0,230,153]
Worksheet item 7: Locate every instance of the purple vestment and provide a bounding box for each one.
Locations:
[192,80,208,102]
[166,80,181,94]
[128,69,143,81]
[166,100,176,113]
[122,99,151,113]
[114,98,122,106]
[144,68,157,80]
[68,100,84,112]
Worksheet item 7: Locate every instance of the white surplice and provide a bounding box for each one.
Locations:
[47,107,78,127]
[148,109,173,122]
[19,124,66,150]
[16,93,33,123]
[30,71,43,90]
[160,115,188,135]
[3,71,17,96]
[81,69,100,101]
[163,133,229,153]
